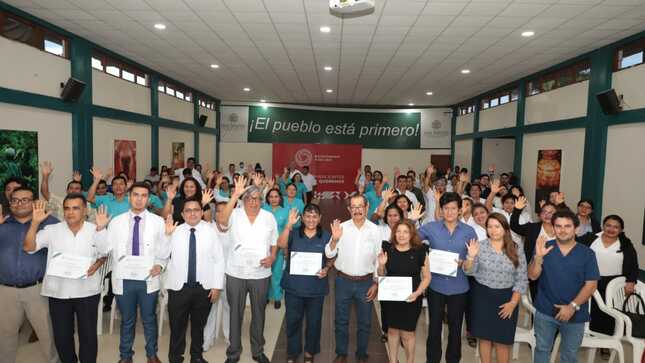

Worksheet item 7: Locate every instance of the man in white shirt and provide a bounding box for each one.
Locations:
[23,195,110,363]
[162,197,225,363]
[105,182,171,363]
[395,175,419,205]
[174,157,206,188]
[220,179,278,363]
[301,166,317,203]
[325,194,380,363]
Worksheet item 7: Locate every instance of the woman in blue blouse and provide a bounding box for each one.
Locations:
[263,188,290,309]
[291,173,308,201]
[278,204,331,363]
[464,213,528,363]
[283,183,305,221]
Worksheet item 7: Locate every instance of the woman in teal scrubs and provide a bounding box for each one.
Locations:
[263,188,291,309]
[291,173,308,201]
[283,183,305,222]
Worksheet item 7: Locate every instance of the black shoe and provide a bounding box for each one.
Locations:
[103,304,112,312]
[467,336,477,348]
[274,301,281,309]
[252,354,270,363]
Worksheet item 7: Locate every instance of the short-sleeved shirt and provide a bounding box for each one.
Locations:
[418,220,477,295]
[225,208,278,280]
[281,229,331,297]
[283,197,305,228]
[534,241,600,323]
[364,190,382,219]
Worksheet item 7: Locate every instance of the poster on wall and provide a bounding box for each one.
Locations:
[114,140,136,181]
[535,149,562,210]
[0,129,38,193]
[172,142,185,169]
[272,143,362,200]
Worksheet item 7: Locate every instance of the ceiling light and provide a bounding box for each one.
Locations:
[325,89,333,93]
[154,23,166,30]
[461,69,471,74]
[425,91,433,96]
[324,66,333,71]
[210,64,219,69]
[260,99,266,103]
[320,26,331,33]
[243,87,251,92]
[521,31,535,37]
[408,103,415,106]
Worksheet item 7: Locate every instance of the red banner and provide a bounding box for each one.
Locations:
[272,143,362,200]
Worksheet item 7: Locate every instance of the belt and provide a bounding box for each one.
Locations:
[1,279,43,289]
[337,271,373,281]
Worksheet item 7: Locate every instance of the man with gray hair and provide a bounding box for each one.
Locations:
[220,177,278,363]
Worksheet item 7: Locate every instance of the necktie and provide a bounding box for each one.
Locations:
[188,228,197,285]
[132,215,141,256]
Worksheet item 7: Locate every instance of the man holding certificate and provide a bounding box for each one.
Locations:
[23,194,110,363]
[325,194,381,363]
[105,182,171,363]
[418,192,477,363]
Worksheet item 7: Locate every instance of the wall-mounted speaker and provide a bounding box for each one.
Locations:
[198,114,208,127]
[60,77,86,103]
[596,88,622,115]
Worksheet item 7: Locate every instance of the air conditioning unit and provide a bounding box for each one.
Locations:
[329,0,375,15]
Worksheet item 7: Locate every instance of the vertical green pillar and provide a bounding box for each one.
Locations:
[150,74,159,169]
[471,100,482,175]
[581,47,613,214]
[193,92,200,162]
[215,100,221,170]
[69,36,93,186]
[450,107,457,167]
[513,80,526,183]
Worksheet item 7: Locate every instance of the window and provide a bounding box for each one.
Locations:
[91,52,149,87]
[526,60,590,96]
[458,104,474,116]
[0,10,69,58]
[158,80,192,102]
[481,88,518,110]
[615,38,645,71]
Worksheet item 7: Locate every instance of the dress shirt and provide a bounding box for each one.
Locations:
[466,239,528,294]
[0,215,59,286]
[225,207,278,280]
[162,221,225,291]
[175,168,206,188]
[418,220,477,295]
[590,234,623,276]
[376,224,392,243]
[31,221,109,298]
[325,219,381,277]
[301,174,317,192]
[467,220,487,242]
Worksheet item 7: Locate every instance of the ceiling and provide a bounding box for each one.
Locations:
[6,0,645,106]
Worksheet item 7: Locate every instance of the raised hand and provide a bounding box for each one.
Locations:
[357,183,365,195]
[164,214,178,235]
[466,238,479,259]
[538,200,546,209]
[201,188,214,206]
[286,208,300,229]
[126,179,134,190]
[205,169,215,183]
[408,202,425,221]
[490,179,502,194]
[356,168,362,177]
[330,219,343,241]
[215,174,223,188]
[105,168,113,179]
[166,183,177,201]
[434,189,443,202]
[515,195,527,210]
[381,187,394,202]
[41,161,54,177]
[72,170,82,182]
[232,175,248,198]
[377,250,388,266]
[267,176,275,190]
[95,205,111,230]
[90,167,103,181]
[32,200,51,224]
[252,172,264,187]
[459,171,470,184]
[534,235,554,258]
[393,167,401,178]
[426,164,435,177]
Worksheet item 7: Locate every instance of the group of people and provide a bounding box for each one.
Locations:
[0,159,639,363]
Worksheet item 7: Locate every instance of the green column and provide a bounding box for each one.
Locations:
[193,92,200,162]
[471,100,482,175]
[69,36,93,186]
[513,80,526,182]
[450,107,457,167]
[215,100,221,170]
[150,74,159,169]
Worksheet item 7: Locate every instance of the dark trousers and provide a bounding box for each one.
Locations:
[168,284,212,363]
[285,292,325,357]
[426,289,467,363]
[48,294,100,363]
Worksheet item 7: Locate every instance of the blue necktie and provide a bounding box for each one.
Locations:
[132,216,141,256]
[188,228,196,285]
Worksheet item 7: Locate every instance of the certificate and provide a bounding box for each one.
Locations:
[289,252,322,276]
[231,245,266,271]
[429,249,460,277]
[46,253,93,279]
[377,276,413,301]
[116,255,154,281]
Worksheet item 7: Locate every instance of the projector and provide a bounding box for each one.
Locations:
[329,0,375,15]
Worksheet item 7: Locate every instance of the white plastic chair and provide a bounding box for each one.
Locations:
[96,255,112,335]
[605,276,645,363]
[158,288,169,337]
[513,294,536,360]
[550,290,625,363]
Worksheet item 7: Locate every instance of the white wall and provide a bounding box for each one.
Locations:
[456,113,474,135]
[199,106,216,128]
[613,64,645,111]
[454,139,473,171]
[199,133,216,171]
[92,70,151,115]
[159,127,194,169]
[220,142,273,175]
[481,138,515,175]
[159,93,194,124]
[525,81,588,124]
[0,102,72,195]
[93,117,151,181]
[521,128,585,212]
[0,36,70,98]
[604,123,645,267]
[362,149,451,181]
[479,102,517,131]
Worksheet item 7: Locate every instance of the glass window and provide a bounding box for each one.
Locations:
[91,57,103,70]
[44,37,64,56]
[176,90,184,99]
[158,84,165,92]
[166,87,175,96]
[500,95,510,104]
[620,52,643,69]
[122,70,135,82]
[106,65,120,77]
[136,75,147,86]
[490,98,499,107]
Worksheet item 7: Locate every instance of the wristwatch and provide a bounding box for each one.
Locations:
[570,302,580,311]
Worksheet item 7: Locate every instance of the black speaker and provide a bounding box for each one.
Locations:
[60,77,86,102]
[198,114,208,127]
[596,89,622,115]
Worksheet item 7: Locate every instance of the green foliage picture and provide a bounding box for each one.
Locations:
[0,129,38,192]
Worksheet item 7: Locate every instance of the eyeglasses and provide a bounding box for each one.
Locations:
[183,208,202,214]
[349,205,365,210]
[245,197,261,203]
[10,198,33,205]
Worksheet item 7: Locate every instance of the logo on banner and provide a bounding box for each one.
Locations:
[294,148,313,167]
